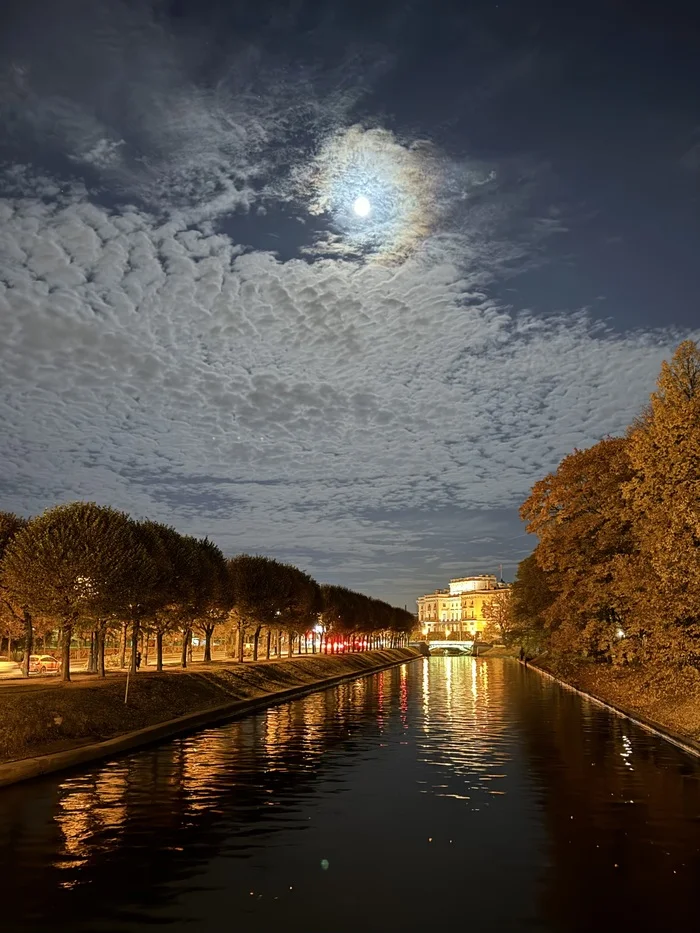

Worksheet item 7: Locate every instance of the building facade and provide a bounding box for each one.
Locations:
[416,574,509,639]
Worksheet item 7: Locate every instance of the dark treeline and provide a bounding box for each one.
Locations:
[0,503,414,681]
[510,340,700,675]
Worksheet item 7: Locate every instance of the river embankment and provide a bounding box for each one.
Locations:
[0,648,419,786]
[529,657,700,756]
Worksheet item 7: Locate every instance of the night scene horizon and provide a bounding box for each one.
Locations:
[2,0,699,608]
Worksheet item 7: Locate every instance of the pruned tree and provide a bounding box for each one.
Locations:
[1,503,153,681]
[277,563,321,656]
[228,555,286,662]
[192,537,230,663]
[146,524,197,672]
[321,584,359,650]
[0,513,31,674]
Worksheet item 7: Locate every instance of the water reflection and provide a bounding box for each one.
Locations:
[518,671,700,932]
[0,659,699,932]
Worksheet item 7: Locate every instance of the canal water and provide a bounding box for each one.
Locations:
[1,658,699,933]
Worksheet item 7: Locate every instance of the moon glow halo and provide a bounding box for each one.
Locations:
[352,195,371,217]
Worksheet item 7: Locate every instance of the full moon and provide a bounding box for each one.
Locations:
[352,195,371,217]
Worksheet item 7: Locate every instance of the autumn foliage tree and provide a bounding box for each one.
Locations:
[516,339,700,671]
[520,436,636,658]
[623,340,700,665]
[508,553,557,654]
[481,589,515,645]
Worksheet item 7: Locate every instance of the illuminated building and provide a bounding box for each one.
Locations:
[416,574,509,639]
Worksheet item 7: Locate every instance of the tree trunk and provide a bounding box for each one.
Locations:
[130,619,140,675]
[61,623,72,682]
[143,633,149,669]
[156,630,164,671]
[22,609,33,677]
[181,629,191,668]
[204,625,213,663]
[266,630,271,660]
[288,633,294,658]
[97,625,106,678]
[90,631,96,672]
[86,629,96,674]
[237,624,245,663]
[120,622,128,668]
[252,625,261,661]
[277,629,283,657]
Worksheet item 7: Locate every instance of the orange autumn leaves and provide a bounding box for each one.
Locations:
[516,340,700,667]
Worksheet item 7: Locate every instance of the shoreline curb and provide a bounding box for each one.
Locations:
[525,660,700,759]
[0,650,420,789]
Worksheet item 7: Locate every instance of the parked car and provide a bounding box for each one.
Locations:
[29,654,61,674]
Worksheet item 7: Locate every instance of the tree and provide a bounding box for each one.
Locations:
[321,585,360,650]
[175,536,226,669]
[0,513,32,675]
[508,552,557,654]
[113,518,164,676]
[276,564,321,656]
[140,524,196,672]
[228,555,286,662]
[192,538,230,663]
[1,503,153,681]
[520,436,636,658]
[481,589,515,645]
[623,339,700,665]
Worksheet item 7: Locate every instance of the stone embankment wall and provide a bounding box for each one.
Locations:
[0,648,420,787]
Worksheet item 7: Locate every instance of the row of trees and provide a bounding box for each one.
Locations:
[509,339,700,670]
[0,503,414,681]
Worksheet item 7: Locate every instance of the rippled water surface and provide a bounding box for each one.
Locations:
[2,658,700,932]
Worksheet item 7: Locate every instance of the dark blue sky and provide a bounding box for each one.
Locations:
[0,0,698,605]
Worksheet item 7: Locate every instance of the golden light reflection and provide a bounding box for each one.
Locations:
[400,664,408,726]
[417,657,513,808]
[53,762,131,877]
[422,658,430,733]
[445,655,453,717]
[298,692,326,758]
[182,732,233,811]
[377,671,386,730]
[471,657,478,702]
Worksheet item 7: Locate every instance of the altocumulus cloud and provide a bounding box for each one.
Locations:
[0,0,698,606]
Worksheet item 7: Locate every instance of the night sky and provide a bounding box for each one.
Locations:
[1,0,699,607]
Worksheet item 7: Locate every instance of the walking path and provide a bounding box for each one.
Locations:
[0,649,385,689]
